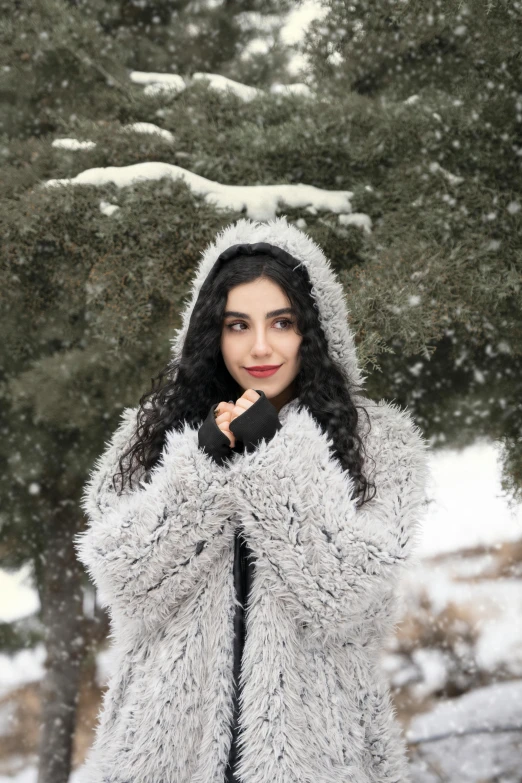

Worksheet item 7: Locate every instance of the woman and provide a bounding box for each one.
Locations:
[75,216,430,783]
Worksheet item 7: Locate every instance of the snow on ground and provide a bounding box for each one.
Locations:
[0,766,84,783]
[407,680,522,783]
[436,575,520,675]
[420,439,522,558]
[397,564,522,687]
[0,646,46,700]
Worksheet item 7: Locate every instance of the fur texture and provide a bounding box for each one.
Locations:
[75,216,430,783]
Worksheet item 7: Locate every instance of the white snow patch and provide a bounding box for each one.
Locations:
[0,769,37,783]
[474,589,522,673]
[121,122,175,143]
[407,680,522,783]
[95,646,117,687]
[42,162,354,221]
[418,441,522,558]
[52,138,96,151]
[0,645,46,698]
[192,72,262,102]
[338,212,372,234]
[0,765,85,783]
[410,647,450,699]
[280,0,328,46]
[428,161,464,185]
[240,37,272,59]
[0,701,17,736]
[286,52,310,78]
[129,71,186,96]
[99,200,120,216]
[401,564,522,677]
[270,82,313,98]
[407,678,522,742]
[129,69,313,102]
[0,565,39,623]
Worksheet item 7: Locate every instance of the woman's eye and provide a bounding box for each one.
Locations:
[227,319,293,332]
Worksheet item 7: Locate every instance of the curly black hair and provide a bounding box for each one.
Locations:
[113,252,377,508]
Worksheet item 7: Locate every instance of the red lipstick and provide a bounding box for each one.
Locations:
[244,364,282,378]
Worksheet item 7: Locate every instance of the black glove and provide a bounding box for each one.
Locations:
[198,401,234,467]
[229,389,282,455]
[198,390,282,464]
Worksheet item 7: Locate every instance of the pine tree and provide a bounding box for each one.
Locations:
[302,0,522,498]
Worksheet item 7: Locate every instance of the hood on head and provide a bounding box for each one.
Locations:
[170,216,366,392]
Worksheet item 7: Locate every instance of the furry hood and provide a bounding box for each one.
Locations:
[169,216,365,391]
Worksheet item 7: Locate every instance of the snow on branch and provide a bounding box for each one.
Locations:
[192,72,261,101]
[129,71,186,97]
[339,213,372,234]
[42,162,355,221]
[129,70,313,101]
[428,161,464,186]
[50,123,175,153]
[120,122,175,143]
[52,138,96,151]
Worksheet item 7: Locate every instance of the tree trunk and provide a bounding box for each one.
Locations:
[36,510,87,783]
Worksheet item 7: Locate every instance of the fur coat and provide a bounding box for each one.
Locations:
[75,216,430,783]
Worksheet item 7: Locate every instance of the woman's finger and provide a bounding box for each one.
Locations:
[214,402,234,417]
[222,422,235,447]
[241,389,261,404]
[215,411,235,446]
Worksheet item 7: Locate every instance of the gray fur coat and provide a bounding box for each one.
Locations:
[75,216,430,783]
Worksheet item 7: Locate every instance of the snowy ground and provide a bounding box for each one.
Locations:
[407,679,522,783]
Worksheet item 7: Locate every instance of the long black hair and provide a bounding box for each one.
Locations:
[113,251,377,508]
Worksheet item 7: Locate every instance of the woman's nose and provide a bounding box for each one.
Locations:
[250,332,272,352]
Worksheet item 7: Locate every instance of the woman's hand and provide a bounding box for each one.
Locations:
[214,390,261,447]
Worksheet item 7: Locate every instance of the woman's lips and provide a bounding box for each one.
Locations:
[244,365,282,378]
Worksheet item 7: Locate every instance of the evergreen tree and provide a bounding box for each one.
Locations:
[301,0,522,499]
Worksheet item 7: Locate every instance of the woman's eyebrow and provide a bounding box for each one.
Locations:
[223,307,295,319]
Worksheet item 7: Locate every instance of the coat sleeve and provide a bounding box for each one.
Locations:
[228,401,429,641]
[74,407,236,629]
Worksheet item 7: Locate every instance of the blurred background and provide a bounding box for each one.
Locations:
[1,1,521,781]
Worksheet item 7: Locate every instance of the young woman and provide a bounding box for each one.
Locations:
[75,216,430,783]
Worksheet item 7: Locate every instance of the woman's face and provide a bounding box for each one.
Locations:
[220,277,302,411]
